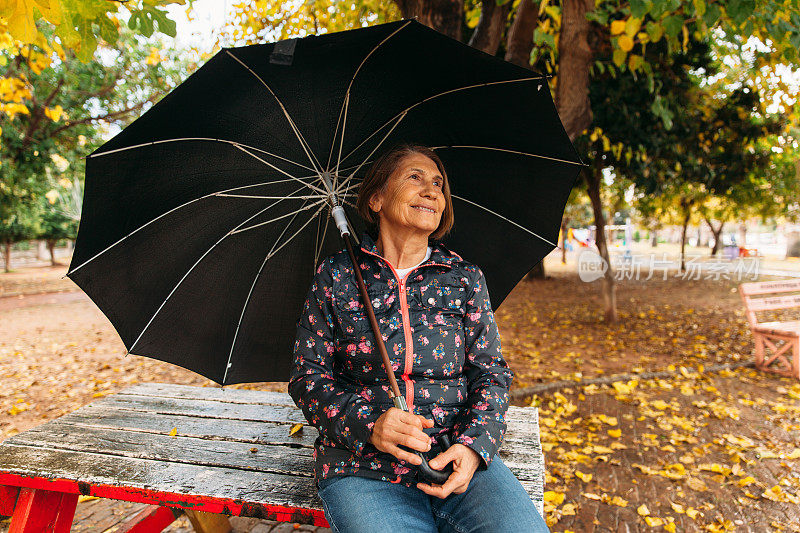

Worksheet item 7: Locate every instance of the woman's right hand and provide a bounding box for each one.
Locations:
[369,407,434,465]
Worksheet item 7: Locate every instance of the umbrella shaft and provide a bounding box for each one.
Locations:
[342,234,404,402]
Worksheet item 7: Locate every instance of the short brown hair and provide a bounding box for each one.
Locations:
[356,143,454,241]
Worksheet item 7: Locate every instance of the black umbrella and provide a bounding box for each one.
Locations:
[68,18,583,388]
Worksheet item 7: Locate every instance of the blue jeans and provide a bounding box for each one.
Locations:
[316,455,549,532]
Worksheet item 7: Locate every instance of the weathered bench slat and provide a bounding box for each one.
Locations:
[60,405,319,448]
[7,423,315,477]
[118,382,298,407]
[739,280,800,295]
[99,395,308,424]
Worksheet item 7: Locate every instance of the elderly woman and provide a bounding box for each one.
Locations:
[288,144,548,532]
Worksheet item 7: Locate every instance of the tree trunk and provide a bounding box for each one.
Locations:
[679,198,693,272]
[555,0,595,140]
[2,241,10,273]
[702,216,724,257]
[650,228,658,247]
[585,168,617,323]
[738,221,747,249]
[560,216,569,264]
[393,0,463,40]
[47,239,58,266]
[468,0,510,54]
[504,0,539,68]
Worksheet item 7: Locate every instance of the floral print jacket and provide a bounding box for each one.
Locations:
[288,231,514,487]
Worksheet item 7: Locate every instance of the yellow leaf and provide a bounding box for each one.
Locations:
[651,399,669,410]
[608,428,621,438]
[168,427,177,437]
[610,19,626,35]
[575,471,592,483]
[45,189,59,204]
[686,477,708,492]
[44,104,64,122]
[685,507,700,519]
[737,476,756,487]
[618,34,634,52]
[670,501,685,513]
[610,496,628,507]
[644,516,664,527]
[598,414,618,426]
[583,493,602,500]
[289,423,304,436]
[624,17,641,37]
[637,504,650,516]
[664,522,677,533]
[543,491,565,505]
[77,495,98,503]
[785,449,800,460]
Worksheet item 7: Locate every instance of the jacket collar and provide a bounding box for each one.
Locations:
[358,231,460,269]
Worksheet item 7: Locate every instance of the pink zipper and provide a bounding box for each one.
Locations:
[358,247,451,410]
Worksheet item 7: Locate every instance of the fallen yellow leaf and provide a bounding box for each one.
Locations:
[575,471,592,483]
[289,423,304,436]
[543,491,565,505]
[168,427,177,437]
[637,504,650,516]
[607,428,621,438]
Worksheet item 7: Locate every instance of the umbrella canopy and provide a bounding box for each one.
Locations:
[68,18,583,385]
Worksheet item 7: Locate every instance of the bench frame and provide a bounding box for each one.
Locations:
[739,279,800,379]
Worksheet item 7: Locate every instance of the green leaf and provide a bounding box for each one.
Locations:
[703,3,721,26]
[629,0,651,18]
[646,21,664,42]
[727,0,755,27]
[662,15,683,38]
[95,15,118,44]
[613,49,627,67]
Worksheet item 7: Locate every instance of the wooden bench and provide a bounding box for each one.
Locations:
[0,382,545,532]
[739,279,800,379]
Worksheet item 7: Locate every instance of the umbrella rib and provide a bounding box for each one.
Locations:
[87,137,318,174]
[232,144,327,194]
[217,193,327,200]
[328,20,413,180]
[222,201,328,384]
[451,194,558,248]
[66,179,319,276]
[228,198,327,235]
[334,111,407,195]
[225,50,325,176]
[128,189,320,354]
[429,145,583,166]
[339,76,545,168]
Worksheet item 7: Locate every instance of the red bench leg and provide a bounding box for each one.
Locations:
[8,488,78,533]
[0,485,20,516]
[118,504,182,532]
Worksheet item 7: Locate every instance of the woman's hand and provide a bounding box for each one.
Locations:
[369,407,434,465]
[416,443,481,498]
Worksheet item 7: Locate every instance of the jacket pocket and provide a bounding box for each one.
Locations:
[333,283,394,337]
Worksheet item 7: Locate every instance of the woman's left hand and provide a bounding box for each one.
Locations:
[416,443,481,498]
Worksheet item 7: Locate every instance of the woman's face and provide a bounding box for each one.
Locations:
[369,153,446,238]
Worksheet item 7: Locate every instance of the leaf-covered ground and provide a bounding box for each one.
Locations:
[1,257,799,532]
[500,267,800,532]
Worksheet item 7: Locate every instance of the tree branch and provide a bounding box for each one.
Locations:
[49,94,163,136]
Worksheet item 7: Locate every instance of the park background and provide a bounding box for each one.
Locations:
[1,0,800,531]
